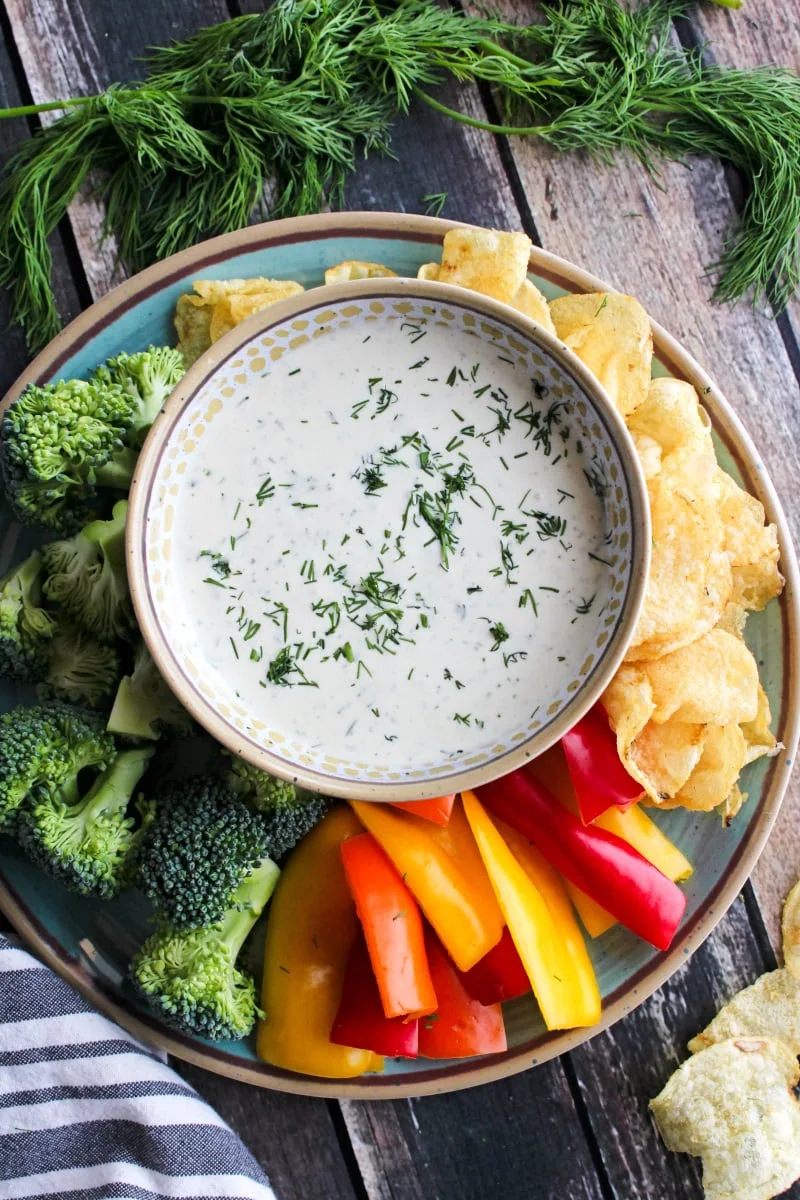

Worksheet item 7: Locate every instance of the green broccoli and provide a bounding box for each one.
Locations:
[0,549,56,680]
[42,500,134,643]
[0,378,139,533]
[107,640,194,740]
[1,347,185,534]
[0,702,114,836]
[95,347,185,448]
[42,620,121,707]
[135,778,271,929]
[130,855,279,1041]
[224,754,331,859]
[17,745,155,898]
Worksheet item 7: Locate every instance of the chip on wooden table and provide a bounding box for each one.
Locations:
[781,880,800,980]
[437,227,531,305]
[687,970,800,1056]
[548,292,652,418]
[324,260,398,284]
[650,1037,800,1200]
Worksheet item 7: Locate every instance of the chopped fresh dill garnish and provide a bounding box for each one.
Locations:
[487,621,510,651]
[519,588,538,615]
[255,475,275,505]
[453,712,471,726]
[199,549,231,578]
[575,593,596,614]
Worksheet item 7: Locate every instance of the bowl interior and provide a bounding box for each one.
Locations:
[130,282,646,799]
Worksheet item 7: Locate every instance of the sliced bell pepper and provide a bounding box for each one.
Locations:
[331,932,419,1058]
[461,790,600,1029]
[391,794,455,826]
[561,702,644,824]
[530,747,692,938]
[341,832,437,1020]
[460,926,531,1006]
[349,799,503,972]
[494,817,600,1024]
[418,927,506,1059]
[476,770,687,951]
[258,807,383,1078]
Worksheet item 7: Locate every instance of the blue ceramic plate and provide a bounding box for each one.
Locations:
[1,212,797,1098]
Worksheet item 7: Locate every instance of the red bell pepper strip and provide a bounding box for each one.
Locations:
[561,703,644,824]
[340,832,437,1019]
[418,928,507,1059]
[331,933,419,1058]
[391,794,455,826]
[476,770,686,951]
[460,927,531,1006]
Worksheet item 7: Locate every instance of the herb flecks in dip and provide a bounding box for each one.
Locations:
[177,311,616,769]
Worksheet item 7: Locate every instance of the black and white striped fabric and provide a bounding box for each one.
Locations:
[0,934,276,1200]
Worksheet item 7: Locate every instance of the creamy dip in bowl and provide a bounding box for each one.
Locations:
[128,279,650,800]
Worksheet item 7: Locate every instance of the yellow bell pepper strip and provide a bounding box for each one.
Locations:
[494,817,601,1025]
[349,799,503,972]
[566,882,617,939]
[461,789,601,1029]
[258,807,383,1078]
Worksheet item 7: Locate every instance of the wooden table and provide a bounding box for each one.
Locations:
[1,2,799,1196]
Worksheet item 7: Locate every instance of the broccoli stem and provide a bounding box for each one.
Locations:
[219,857,281,960]
[78,747,154,825]
[82,503,127,568]
[95,446,138,490]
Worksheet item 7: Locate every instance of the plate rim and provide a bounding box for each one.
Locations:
[1,209,798,1100]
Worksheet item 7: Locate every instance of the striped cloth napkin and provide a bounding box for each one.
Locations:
[0,934,277,1200]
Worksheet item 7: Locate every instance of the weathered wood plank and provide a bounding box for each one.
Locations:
[176,1064,361,1200]
[0,32,82,391]
[342,1060,605,1200]
[2,0,230,299]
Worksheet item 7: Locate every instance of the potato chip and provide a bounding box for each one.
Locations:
[175,294,213,366]
[717,470,783,612]
[208,297,235,345]
[626,475,731,661]
[716,602,748,639]
[417,263,440,280]
[548,292,652,417]
[603,664,655,769]
[628,377,713,459]
[741,686,778,765]
[228,282,304,324]
[324,261,398,285]
[645,629,760,725]
[651,1037,800,1200]
[508,279,556,334]
[437,227,531,305]
[720,784,746,824]
[631,430,662,479]
[676,723,748,812]
[628,720,707,799]
[688,970,800,1056]
[193,277,292,301]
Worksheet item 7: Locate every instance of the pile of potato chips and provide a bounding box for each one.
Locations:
[650,880,800,1200]
[173,226,783,821]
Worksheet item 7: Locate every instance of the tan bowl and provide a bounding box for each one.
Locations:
[127,277,650,801]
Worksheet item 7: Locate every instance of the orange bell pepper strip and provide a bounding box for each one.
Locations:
[258,807,383,1078]
[391,794,455,826]
[349,799,503,972]
[461,790,601,1029]
[341,832,437,1020]
[530,747,692,938]
[418,928,506,1059]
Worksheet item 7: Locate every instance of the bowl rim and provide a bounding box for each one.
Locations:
[0,210,797,1100]
[126,275,651,802]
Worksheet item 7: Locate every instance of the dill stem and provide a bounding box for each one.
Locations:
[0,96,94,119]
[415,89,545,136]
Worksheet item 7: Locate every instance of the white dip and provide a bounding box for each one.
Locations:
[174,311,615,772]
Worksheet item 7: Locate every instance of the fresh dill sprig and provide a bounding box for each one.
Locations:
[1,0,799,349]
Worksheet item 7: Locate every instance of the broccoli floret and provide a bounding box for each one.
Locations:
[42,619,121,707]
[0,378,139,533]
[42,500,134,643]
[224,754,330,859]
[17,745,155,898]
[94,347,185,448]
[135,778,271,929]
[0,702,114,836]
[130,856,279,1041]
[0,549,56,680]
[107,640,194,740]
